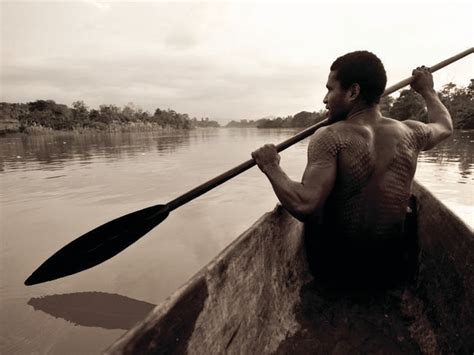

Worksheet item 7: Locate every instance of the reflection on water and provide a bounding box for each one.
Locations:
[414,131,473,226]
[28,292,155,330]
[419,130,473,183]
[0,130,199,172]
[0,128,472,355]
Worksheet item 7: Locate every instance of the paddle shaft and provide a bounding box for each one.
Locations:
[167,47,474,212]
[383,47,473,96]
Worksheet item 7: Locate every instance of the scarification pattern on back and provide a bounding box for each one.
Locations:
[325,128,375,239]
[376,130,419,237]
[320,122,429,241]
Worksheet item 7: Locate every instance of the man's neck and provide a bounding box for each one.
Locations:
[346,103,379,121]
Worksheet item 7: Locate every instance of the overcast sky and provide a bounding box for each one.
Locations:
[1,1,473,123]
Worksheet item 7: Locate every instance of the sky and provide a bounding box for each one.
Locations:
[1,0,473,123]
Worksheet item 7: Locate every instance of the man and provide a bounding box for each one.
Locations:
[251,51,453,286]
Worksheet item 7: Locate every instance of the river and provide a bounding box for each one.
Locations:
[0,128,472,354]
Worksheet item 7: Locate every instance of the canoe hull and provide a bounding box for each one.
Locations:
[107,181,473,354]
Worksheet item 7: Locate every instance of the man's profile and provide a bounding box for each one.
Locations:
[251,51,453,287]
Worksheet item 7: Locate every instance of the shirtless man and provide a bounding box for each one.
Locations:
[251,51,453,285]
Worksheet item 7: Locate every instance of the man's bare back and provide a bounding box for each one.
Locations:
[317,112,430,241]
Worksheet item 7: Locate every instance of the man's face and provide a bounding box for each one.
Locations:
[323,71,351,123]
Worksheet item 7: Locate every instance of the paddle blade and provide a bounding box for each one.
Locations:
[25,204,170,286]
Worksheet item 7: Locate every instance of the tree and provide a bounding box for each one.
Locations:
[291,111,314,127]
[72,101,89,126]
[98,104,121,124]
[121,102,137,122]
[389,89,426,121]
[439,82,474,129]
[24,100,73,129]
[226,119,257,128]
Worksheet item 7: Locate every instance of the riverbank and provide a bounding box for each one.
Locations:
[0,122,222,136]
[0,101,220,135]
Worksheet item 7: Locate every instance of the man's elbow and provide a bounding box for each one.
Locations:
[289,202,321,222]
[441,128,453,141]
[444,112,454,132]
[440,118,453,141]
[446,118,454,137]
[432,116,453,144]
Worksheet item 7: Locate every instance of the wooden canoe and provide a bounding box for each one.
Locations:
[106,181,473,354]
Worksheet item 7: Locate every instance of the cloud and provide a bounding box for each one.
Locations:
[1,1,472,122]
[164,33,199,50]
[82,0,111,10]
[2,50,326,121]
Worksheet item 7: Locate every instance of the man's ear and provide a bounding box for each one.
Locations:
[348,83,361,102]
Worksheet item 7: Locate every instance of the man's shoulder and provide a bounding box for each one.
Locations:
[308,125,347,157]
[379,116,412,128]
[399,118,427,130]
[312,123,353,143]
[327,120,372,139]
[377,117,429,136]
[393,119,431,141]
[382,118,432,151]
[324,120,358,135]
[311,124,339,139]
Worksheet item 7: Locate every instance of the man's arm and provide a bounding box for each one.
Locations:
[251,127,337,221]
[408,66,453,151]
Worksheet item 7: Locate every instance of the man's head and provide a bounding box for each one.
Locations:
[324,51,387,122]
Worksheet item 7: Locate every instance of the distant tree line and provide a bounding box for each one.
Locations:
[226,119,259,128]
[226,81,473,130]
[190,117,220,128]
[226,110,327,129]
[0,100,220,133]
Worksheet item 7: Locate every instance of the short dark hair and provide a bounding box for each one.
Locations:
[330,51,387,105]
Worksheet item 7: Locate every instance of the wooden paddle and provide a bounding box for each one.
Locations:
[25,47,473,285]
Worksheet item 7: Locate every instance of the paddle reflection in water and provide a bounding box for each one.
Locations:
[27,292,156,330]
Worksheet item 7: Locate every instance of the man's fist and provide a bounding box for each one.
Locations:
[251,144,280,173]
[410,65,435,96]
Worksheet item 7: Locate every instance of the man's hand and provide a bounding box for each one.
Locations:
[405,65,453,151]
[410,66,435,96]
[251,144,280,174]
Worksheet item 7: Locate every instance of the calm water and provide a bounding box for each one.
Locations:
[0,128,472,354]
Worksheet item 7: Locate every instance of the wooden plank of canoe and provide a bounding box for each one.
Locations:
[410,182,473,353]
[107,205,307,354]
[106,181,473,354]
